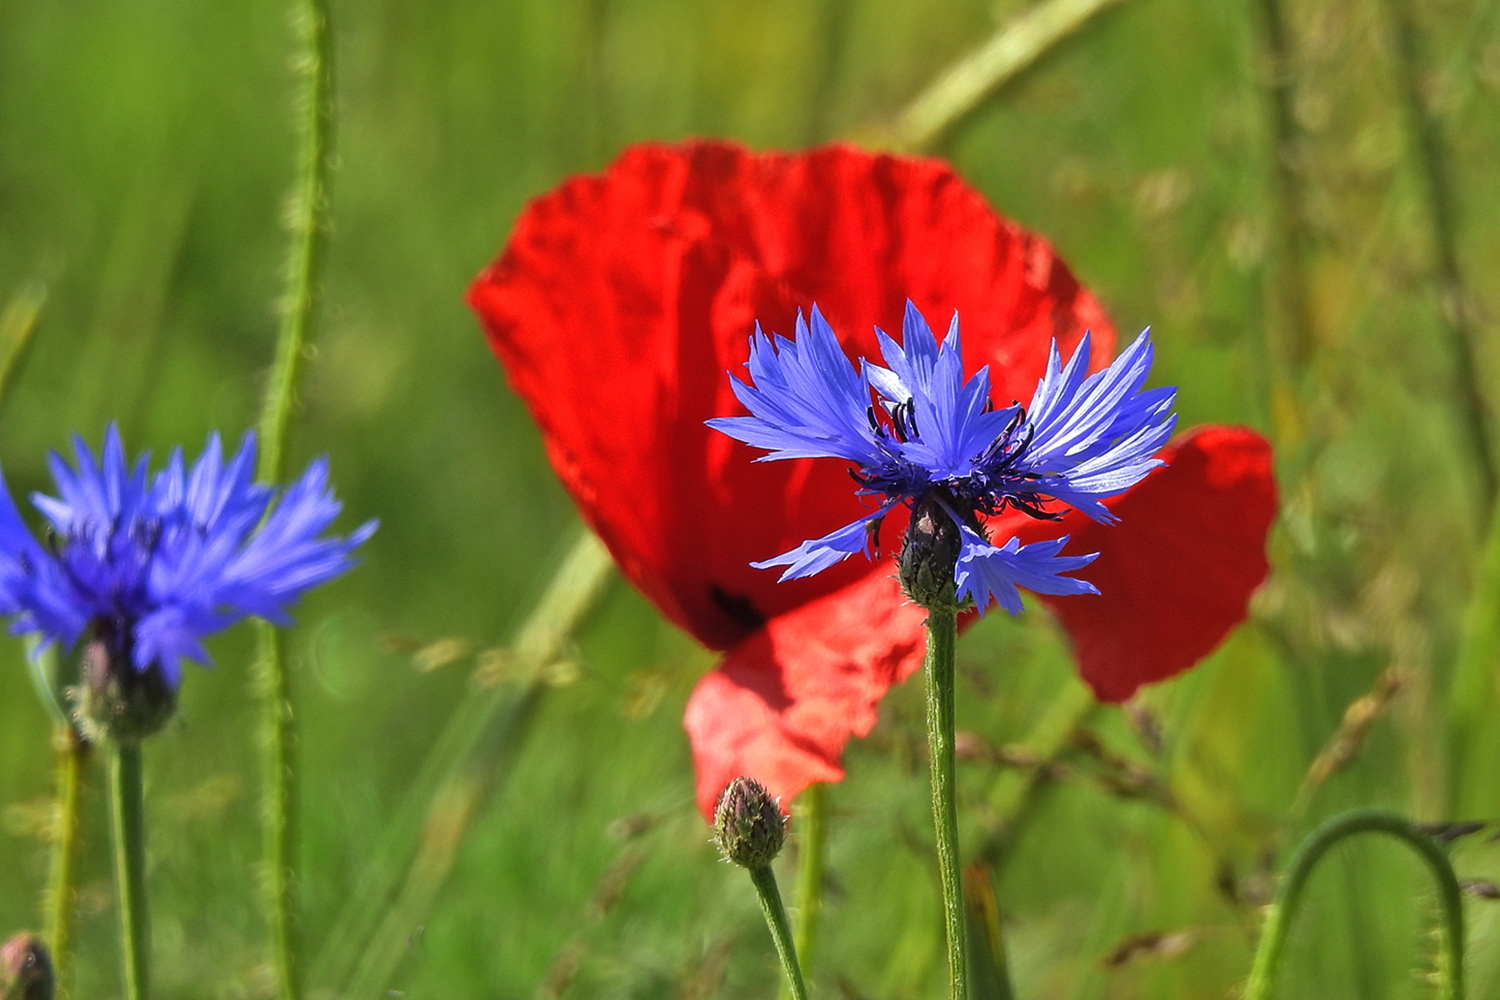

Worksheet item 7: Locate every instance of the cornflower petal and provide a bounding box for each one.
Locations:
[1015,330,1178,521]
[707,308,885,467]
[0,427,374,688]
[217,457,378,623]
[869,306,1013,479]
[751,501,897,581]
[953,526,1098,616]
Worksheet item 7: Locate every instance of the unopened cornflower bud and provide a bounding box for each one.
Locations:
[713,776,786,870]
[1,934,54,1000]
[898,492,963,610]
[72,617,177,747]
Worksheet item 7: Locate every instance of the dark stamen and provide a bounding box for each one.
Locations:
[866,514,886,558]
[891,399,918,443]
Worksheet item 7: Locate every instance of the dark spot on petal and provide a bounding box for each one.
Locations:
[710,586,765,632]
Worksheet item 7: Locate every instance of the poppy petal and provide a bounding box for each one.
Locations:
[682,568,926,818]
[468,140,1113,653]
[1013,425,1277,702]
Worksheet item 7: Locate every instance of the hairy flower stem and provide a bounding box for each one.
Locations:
[257,625,300,1000]
[924,605,968,1000]
[791,783,827,982]
[109,745,150,1000]
[1244,809,1465,1000]
[46,726,87,999]
[748,866,810,1000]
[256,0,334,995]
[260,0,334,479]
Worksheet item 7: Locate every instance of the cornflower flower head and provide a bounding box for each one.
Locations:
[0,425,375,740]
[709,301,1177,614]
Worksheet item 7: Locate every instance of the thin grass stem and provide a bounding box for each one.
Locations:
[890,0,1130,151]
[1375,0,1495,515]
[0,282,45,418]
[1245,0,1315,449]
[964,862,1017,1000]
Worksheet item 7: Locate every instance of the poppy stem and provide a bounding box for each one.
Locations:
[109,744,150,1000]
[790,782,828,986]
[1244,809,1464,1000]
[748,865,810,1000]
[923,605,969,1000]
[46,724,88,1000]
[256,0,335,994]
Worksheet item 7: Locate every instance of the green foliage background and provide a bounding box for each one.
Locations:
[3,0,1500,997]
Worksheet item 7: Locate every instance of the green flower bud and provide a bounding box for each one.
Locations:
[898,493,962,610]
[713,777,786,870]
[71,618,176,747]
[1,934,54,1000]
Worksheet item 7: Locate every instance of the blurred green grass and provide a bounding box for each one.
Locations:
[4,0,1500,997]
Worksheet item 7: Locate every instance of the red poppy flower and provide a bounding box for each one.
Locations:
[468,140,1277,818]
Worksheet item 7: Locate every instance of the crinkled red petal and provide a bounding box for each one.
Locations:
[683,568,926,818]
[1017,425,1277,702]
[468,140,1112,653]
[684,425,1275,816]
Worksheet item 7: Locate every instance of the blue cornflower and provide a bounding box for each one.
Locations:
[708,301,1177,614]
[0,425,376,689]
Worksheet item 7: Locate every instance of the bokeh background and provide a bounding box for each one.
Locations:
[4,0,1500,996]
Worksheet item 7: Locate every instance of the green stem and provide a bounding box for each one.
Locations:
[1375,0,1495,516]
[256,0,334,996]
[791,783,827,981]
[964,863,1017,1000]
[891,0,1129,151]
[260,0,334,483]
[110,745,150,1000]
[749,866,810,1000]
[0,281,46,420]
[924,606,968,1000]
[46,727,87,1000]
[1246,0,1315,430]
[257,624,300,1000]
[1244,809,1465,1000]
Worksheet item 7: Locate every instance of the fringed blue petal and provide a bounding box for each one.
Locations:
[750,501,895,582]
[0,426,374,689]
[953,527,1099,617]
